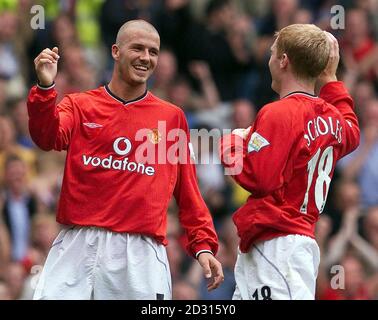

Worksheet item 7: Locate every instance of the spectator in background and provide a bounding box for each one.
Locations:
[253,0,302,106]
[100,0,160,50]
[166,75,192,110]
[188,60,220,110]
[319,253,373,300]
[318,181,378,286]
[292,7,313,24]
[0,77,7,114]
[28,151,65,214]
[0,116,37,185]
[227,99,256,212]
[0,10,27,99]
[351,80,375,115]
[2,262,27,300]
[8,98,34,149]
[51,13,106,90]
[362,207,378,254]
[340,8,378,88]
[256,0,300,58]
[30,213,60,259]
[232,99,256,130]
[324,179,361,236]
[187,61,228,130]
[339,99,378,208]
[51,14,80,51]
[153,0,193,73]
[28,13,80,86]
[192,0,254,101]
[150,48,178,100]
[193,126,229,223]
[46,43,96,101]
[2,155,37,262]
[156,0,255,101]
[165,209,192,284]
[315,213,333,297]
[17,213,61,300]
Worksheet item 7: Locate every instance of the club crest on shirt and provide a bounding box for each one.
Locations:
[248,132,270,153]
[148,128,162,144]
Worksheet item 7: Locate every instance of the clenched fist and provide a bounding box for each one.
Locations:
[34,47,60,86]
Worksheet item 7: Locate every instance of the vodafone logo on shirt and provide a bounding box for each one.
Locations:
[113,137,132,156]
[82,137,155,176]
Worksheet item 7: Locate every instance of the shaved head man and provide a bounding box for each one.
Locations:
[28,20,223,300]
[110,20,161,96]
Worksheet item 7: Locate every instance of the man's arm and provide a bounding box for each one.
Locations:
[27,47,74,151]
[173,110,223,291]
[220,105,293,198]
[319,81,360,157]
[317,32,360,157]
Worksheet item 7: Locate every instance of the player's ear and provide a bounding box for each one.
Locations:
[112,44,120,61]
[280,53,289,69]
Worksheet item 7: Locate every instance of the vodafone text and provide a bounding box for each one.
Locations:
[80,122,244,175]
[82,136,156,176]
[82,154,155,176]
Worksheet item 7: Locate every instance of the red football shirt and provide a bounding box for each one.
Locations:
[27,85,218,257]
[221,82,360,252]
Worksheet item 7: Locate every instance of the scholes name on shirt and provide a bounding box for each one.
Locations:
[304,116,342,147]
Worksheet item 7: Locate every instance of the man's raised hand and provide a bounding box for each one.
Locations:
[34,47,60,87]
[316,32,340,91]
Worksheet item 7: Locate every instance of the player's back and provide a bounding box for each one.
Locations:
[230,84,360,253]
[281,94,349,221]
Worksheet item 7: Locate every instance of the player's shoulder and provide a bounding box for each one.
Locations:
[257,99,293,120]
[63,87,103,103]
[321,98,343,116]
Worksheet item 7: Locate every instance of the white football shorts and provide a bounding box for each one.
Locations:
[33,226,172,300]
[233,234,320,300]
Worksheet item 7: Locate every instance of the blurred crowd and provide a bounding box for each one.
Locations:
[0,0,378,300]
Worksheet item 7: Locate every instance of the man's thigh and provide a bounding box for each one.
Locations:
[233,235,319,300]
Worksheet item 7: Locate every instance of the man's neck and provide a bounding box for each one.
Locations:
[278,77,316,99]
[108,78,147,102]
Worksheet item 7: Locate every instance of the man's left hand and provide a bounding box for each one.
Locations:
[197,252,224,291]
[232,126,251,140]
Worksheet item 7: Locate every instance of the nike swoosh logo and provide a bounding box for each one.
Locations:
[83,123,103,129]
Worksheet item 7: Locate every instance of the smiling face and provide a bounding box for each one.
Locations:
[112,22,160,87]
